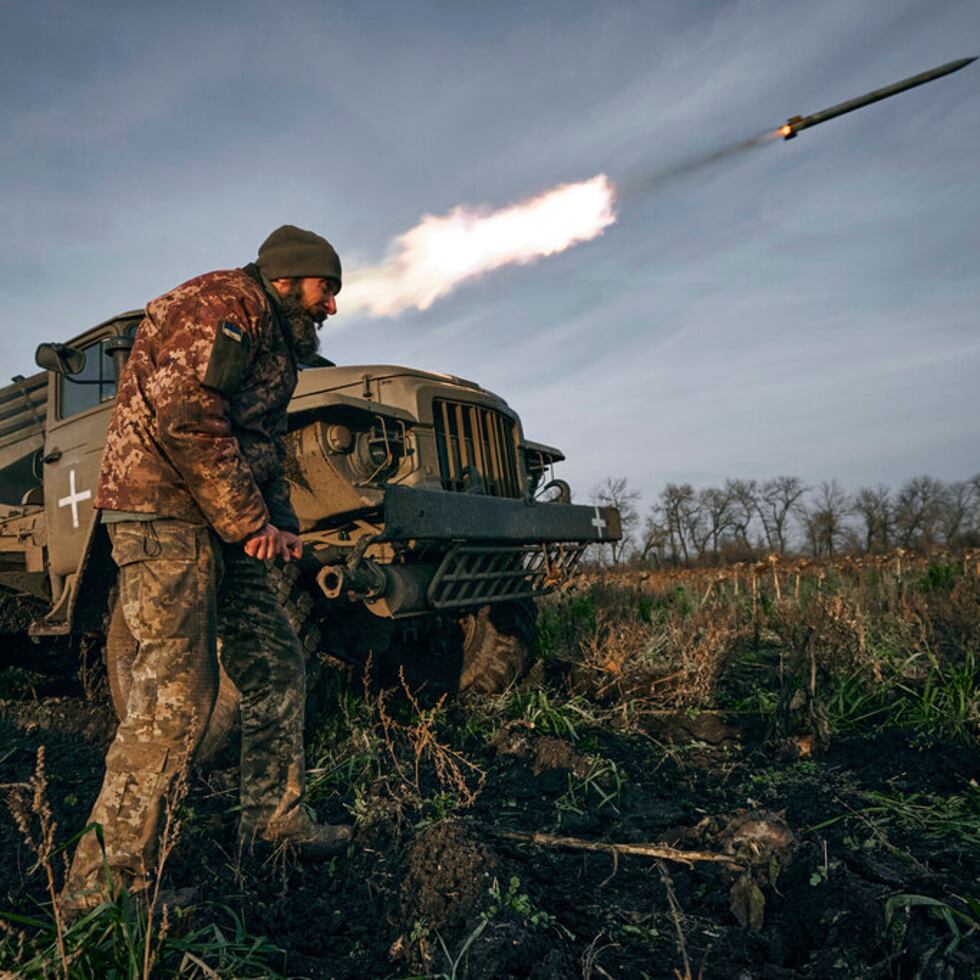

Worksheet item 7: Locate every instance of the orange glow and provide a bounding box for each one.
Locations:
[342,175,617,317]
[779,124,793,138]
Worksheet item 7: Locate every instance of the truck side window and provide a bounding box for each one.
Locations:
[59,338,117,419]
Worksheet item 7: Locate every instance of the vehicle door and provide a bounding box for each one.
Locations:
[43,334,121,579]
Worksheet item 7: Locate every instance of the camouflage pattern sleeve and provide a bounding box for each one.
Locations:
[262,404,299,532]
[264,474,299,533]
[149,297,271,543]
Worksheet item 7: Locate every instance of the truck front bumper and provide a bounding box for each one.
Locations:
[368,486,622,611]
[380,485,622,544]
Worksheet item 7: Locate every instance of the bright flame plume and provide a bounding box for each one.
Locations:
[342,174,617,318]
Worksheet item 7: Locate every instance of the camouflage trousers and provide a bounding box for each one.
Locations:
[66,519,307,900]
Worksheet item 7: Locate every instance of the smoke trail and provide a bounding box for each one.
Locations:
[342,174,617,318]
[622,129,781,197]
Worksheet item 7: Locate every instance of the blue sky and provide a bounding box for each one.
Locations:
[2,0,977,505]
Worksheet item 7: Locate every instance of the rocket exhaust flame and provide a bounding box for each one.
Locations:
[342,174,617,318]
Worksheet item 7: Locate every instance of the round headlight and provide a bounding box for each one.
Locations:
[325,424,353,453]
[351,419,404,481]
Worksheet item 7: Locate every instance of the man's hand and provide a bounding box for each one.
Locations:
[244,524,302,562]
[279,529,304,561]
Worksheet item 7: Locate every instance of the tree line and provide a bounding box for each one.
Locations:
[590,474,980,567]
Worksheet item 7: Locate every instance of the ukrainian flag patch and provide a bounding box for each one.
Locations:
[221,321,245,343]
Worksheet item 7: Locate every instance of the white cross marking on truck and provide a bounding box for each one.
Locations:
[591,507,607,539]
[58,469,91,529]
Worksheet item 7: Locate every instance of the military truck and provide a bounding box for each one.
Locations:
[0,309,620,754]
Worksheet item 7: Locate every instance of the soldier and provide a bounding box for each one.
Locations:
[62,225,351,914]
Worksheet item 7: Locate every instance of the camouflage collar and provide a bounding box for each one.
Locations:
[241,263,296,363]
[241,262,281,309]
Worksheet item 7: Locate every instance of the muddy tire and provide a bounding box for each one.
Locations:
[104,561,323,764]
[457,599,537,694]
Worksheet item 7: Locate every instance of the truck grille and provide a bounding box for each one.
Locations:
[428,543,587,609]
[433,399,522,498]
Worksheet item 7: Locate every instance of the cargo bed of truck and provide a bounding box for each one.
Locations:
[0,371,47,505]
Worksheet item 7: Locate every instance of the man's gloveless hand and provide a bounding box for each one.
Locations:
[279,529,304,560]
[244,524,303,562]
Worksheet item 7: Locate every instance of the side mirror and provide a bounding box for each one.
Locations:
[104,334,134,377]
[35,343,86,376]
[537,479,572,505]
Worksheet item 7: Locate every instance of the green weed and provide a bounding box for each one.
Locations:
[484,876,570,937]
[893,649,978,746]
[859,786,980,850]
[885,893,980,957]
[555,757,624,819]
[825,673,890,733]
[506,688,594,740]
[1,894,284,978]
[917,563,959,594]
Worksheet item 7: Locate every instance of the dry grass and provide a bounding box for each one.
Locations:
[373,669,486,809]
[4,744,197,979]
[547,550,979,747]
[6,747,68,976]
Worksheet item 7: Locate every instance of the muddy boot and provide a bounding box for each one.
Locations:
[59,868,139,923]
[241,813,351,861]
[59,881,107,923]
[148,886,199,927]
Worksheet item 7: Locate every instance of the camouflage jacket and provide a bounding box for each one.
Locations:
[95,267,299,542]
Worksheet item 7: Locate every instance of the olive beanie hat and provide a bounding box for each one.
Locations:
[256,225,342,291]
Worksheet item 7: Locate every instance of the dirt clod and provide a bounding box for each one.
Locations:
[531,736,591,777]
[399,819,499,937]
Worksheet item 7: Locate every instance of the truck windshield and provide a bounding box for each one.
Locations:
[60,338,117,419]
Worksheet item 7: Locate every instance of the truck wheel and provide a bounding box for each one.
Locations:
[457,599,537,694]
[104,561,323,764]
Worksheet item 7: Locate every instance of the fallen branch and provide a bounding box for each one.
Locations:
[490,829,741,868]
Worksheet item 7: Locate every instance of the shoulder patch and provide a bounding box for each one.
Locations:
[203,321,252,396]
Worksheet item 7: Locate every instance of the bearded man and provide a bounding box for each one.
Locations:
[62,225,350,913]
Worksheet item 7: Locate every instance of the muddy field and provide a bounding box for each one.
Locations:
[1,562,978,978]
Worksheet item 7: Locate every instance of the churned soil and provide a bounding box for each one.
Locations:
[1,657,978,978]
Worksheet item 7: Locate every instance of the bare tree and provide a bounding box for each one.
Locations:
[639,512,669,568]
[938,480,976,546]
[802,480,851,557]
[728,478,760,550]
[602,472,977,567]
[590,476,640,565]
[969,473,980,545]
[757,476,808,554]
[895,475,946,549]
[852,484,893,553]
[660,483,698,565]
[700,485,736,562]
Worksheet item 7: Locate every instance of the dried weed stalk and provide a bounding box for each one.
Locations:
[372,668,486,808]
[6,745,69,977]
[578,607,737,710]
[772,594,866,745]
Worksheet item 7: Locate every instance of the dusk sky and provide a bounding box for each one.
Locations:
[2,0,977,507]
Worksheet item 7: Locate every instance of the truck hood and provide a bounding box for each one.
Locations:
[294,364,485,396]
[290,364,515,422]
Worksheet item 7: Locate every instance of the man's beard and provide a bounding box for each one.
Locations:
[278,282,322,363]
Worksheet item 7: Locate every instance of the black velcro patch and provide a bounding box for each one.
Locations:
[202,321,251,396]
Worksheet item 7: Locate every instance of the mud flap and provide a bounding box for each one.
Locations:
[32,514,115,636]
